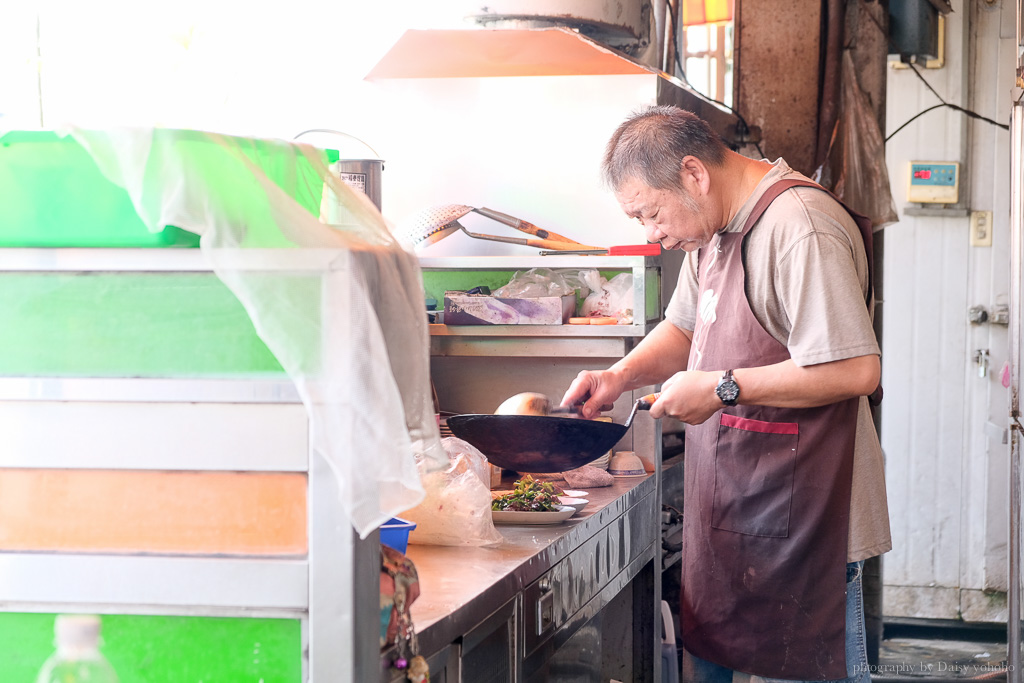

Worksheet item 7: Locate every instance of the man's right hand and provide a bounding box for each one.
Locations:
[560,369,628,419]
[560,320,693,419]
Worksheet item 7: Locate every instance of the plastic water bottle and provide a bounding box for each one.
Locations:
[35,615,120,683]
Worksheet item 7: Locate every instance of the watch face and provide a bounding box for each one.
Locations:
[717,380,740,405]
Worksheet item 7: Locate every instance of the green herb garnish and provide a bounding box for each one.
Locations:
[491,475,561,512]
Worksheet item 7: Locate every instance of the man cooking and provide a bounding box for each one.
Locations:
[561,105,891,682]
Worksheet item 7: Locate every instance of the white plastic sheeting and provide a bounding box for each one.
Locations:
[67,126,446,537]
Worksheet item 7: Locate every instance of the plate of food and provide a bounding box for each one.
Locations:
[491,476,577,525]
[491,506,576,525]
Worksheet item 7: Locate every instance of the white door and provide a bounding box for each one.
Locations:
[880,0,1015,622]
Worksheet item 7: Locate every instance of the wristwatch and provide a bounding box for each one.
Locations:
[715,369,740,407]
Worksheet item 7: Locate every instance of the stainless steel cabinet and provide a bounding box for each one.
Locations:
[407,254,665,682]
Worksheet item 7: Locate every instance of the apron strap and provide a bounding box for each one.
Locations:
[742,178,875,300]
[741,178,882,406]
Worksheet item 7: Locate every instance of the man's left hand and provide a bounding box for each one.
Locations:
[653,370,722,425]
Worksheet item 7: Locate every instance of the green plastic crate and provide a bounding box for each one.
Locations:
[0,131,199,247]
[0,612,301,683]
[0,273,294,377]
[0,130,333,248]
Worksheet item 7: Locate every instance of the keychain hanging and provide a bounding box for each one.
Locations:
[382,546,428,682]
[390,578,429,682]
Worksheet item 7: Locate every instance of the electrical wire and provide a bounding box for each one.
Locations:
[885,62,1010,142]
[906,61,945,101]
[664,1,766,158]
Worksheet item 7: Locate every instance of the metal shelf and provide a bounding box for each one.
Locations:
[0,247,353,272]
[0,376,299,403]
[423,254,662,358]
[419,255,657,270]
[431,321,655,337]
[0,554,309,614]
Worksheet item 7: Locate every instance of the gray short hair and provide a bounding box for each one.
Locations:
[602,105,727,192]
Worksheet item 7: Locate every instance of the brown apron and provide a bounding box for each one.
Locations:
[680,179,875,680]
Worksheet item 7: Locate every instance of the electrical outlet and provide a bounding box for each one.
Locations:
[970,210,993,247]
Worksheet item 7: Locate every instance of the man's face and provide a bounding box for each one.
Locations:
[614,177,717,252]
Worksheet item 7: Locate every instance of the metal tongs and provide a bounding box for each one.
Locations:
[399,204,603,252]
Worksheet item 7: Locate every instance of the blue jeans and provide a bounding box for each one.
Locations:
[680,562,870,683]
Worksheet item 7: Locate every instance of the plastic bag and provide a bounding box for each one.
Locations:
[581,272,634,323]
[813,51,898,229]
[402,437,504,547]
[492,267,577,298]
[65,127,445,540]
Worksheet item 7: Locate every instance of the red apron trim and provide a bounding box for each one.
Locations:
[721,413,799,435]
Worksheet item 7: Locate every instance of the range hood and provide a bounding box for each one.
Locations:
[459,0,661,68]
[365,26,740,146]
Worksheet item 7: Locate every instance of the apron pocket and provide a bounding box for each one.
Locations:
[711,413,798,537]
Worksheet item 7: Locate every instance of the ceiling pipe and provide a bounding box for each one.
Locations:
[815,0,844,173]
[652,0,668,73]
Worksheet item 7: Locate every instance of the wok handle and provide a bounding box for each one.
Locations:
[524,237,603,251]
[637,393,660,410]
[623,392,660,429]
[515,219,592,246]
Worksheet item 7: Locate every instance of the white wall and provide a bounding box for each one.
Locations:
[362,73,655,254]
[0,1,464,135]
[1,2,655,252]
[882,0,1014,622]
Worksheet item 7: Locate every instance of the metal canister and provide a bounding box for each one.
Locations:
[294,129,384,216]
[333,158,383,211]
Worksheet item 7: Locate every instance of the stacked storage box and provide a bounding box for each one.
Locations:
[0,131,368,682]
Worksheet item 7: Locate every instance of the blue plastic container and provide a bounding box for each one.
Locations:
[380,517,417,554]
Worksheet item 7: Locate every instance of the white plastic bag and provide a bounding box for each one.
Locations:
[581,272,634,323]
[493,267,576,298]
[812,52,898,228]
[66,126,444,539]
[402,437,504,547]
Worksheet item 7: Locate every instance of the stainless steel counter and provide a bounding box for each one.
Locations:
[382,473,659,680]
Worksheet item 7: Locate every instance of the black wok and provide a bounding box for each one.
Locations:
[446,395,655,473]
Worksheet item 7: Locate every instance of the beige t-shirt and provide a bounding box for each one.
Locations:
[666,159,892,562]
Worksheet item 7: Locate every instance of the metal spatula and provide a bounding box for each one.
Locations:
[397,203,602,251]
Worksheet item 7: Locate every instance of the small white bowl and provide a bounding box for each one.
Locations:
[609,451,646,477]
[557,497,589,513]
[561,490,588,499]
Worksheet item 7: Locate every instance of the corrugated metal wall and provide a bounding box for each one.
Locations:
[881,0,1013,622]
